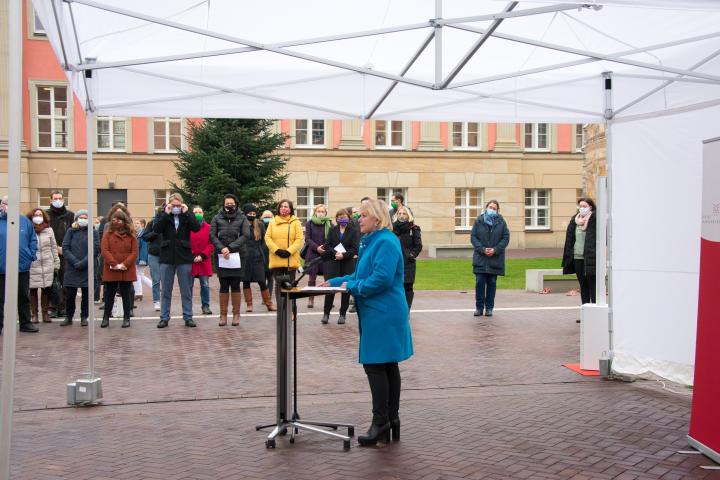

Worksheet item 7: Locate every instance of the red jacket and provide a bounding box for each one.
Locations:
[191,221,214,277]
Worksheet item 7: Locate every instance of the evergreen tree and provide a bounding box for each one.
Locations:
[172,119,288,214]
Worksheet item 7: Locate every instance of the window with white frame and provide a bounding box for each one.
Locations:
[376,187,408,206]
[36,85,69,150]
[451,122,480,149]
[33,8,46,36]
[524,123,549,151]
[375,120,404,148]
[296,187,327,223]
[154,189,171,210]
[295,119,325,147]
[455,188,483,230]
[525,189,551,230]
[575,124,585,152]
[37,188,70,209]
[153,118,182,152]
[97,117,126,151]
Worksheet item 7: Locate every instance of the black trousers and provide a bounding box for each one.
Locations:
[404,282,414,310]
[65,286,89,320]
[0,271,32,330]
[242,280,268,290]
[323,291,350,315]
[363,362,401,426]
[573,259,597,304]
[52,259,67,314]
[219,276,242,293]
[103,281,133,319]
[266,271,274,297]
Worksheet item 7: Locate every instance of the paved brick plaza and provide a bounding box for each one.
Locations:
[1,286,718,480]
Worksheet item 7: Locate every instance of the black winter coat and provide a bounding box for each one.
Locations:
[562,213,596,276]
[47,206,75,251]
[320,224,359,279]
[393,222,423,285]
[62,226,100,288]
[470,214,510,276]
[210,209,253,278]
[152,211,201,265]
[242,219,268,283]
[141,217,162,256]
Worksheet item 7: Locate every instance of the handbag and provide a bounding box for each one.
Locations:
[299,242,309,260]
[49,273,63,306]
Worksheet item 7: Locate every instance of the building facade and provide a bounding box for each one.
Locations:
[0,1,594,253]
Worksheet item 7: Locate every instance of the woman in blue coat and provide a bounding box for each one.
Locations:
[470,200,510,317]
[321,198,413,446]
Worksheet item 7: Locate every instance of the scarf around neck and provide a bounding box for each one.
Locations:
[311,215,333,237]
[393,220,413,235]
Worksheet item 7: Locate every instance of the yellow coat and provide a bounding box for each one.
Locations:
[264,214,304,270]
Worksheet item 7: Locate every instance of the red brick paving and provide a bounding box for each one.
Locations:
[1,288,718,479]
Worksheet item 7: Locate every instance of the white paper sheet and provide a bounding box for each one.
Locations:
[334,243,347,253]
[218,252,241,269]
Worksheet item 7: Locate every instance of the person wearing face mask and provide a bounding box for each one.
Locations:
[100,211,138,328]
[260,210,275,296]
[304,204,332,308]
[470,200,510,318]
[27,209,60,324]
[133,219,150,302]
[190,206,214,316]
[210,194,253,326]
[240,204,276,312]
[389,193,413,221]
[153,193,202,328]
[392,206,423,311]
[264,199,304,304]
[562,197,598,309]
[317,208,359,325]
[60,210,100,327]
[0,196,39,335]
[45,191,74,319]
[97,202,131,310]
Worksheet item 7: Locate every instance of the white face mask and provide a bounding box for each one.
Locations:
[32,216,44,225]
[77,218,88,228]
[579,207,590,216]
[51,199,64,209]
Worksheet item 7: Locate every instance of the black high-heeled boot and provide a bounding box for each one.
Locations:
[100,316,109,328]
[390,418,400,441]
[357,422,391,446]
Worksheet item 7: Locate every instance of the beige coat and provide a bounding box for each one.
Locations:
[29,226,60,289]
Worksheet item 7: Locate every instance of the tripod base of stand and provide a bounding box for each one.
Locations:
[257,420,354,450]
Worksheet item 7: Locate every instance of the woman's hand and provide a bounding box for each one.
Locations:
[221,247,230,259]
[317,245,325,254]
[318,280,330,287]
[335,252,344,261]
[194,255,202,263]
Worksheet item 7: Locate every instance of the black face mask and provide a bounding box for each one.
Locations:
[246,214,256,222]
[224,205,237,214]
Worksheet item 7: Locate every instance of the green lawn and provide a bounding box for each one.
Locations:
[414,258,564,290]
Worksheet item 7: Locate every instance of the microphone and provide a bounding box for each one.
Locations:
[298,255,324,274]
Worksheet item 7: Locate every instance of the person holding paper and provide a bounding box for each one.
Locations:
[210,194,253,326]
[264,199,304,304]
[240,204,276,312]
[392,206,422,310]
[317,208,358,325]
[304,204,331,309]
[320,198,413,446]
[100,210,138,328]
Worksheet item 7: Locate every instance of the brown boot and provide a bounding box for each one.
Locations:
[231,292,242,326]
[40,291,51,323]
[30,290,39,323]
[243,287,253,313]
[218,292,229,326]
[261,289,277,311]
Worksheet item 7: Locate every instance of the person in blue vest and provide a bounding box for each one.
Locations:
[0,195,39,334]
[470,200,510,317]
[321,198,413,446]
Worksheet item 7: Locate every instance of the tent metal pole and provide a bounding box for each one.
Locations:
[85,102,96,378]
[450,31,720,89]
[366,31,435,119]
[64,0,434,90]
[612,73,720,85]
[434,0,442,87]
[449,24,720,83]
[437,3,595,25]
[440,1,518,89]
[614,98,720,124]
[50,0,69,69]
[0,1,23,478]
[614,48,720,116]
[603,72,614,354]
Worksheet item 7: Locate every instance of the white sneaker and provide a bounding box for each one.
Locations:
[153,301,161,311]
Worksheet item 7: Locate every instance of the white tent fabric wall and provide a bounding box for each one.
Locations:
[29,0,720,385]
[611,106,720,386]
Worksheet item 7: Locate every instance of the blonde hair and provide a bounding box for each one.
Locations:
[261,210,273,219]
[360,198,392,231]
[395,205,414,223]
[168,192,184,204]
[313,204,327,216]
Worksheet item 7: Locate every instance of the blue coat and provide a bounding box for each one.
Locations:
[136,228,149,265]
[470,214,510,276]
[62,225,100,288]
[329,228,413,365]
[0,216,37,273]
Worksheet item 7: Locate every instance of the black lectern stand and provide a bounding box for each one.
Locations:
[256,287,355,450]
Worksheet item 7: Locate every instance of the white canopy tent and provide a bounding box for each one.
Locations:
[3,0,720,476]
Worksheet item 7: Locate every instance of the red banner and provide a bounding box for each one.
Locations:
[688,138,720,461]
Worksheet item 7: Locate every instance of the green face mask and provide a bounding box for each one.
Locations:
[194,213,203,221]
[391,201,398,210]
[353,212,359,220]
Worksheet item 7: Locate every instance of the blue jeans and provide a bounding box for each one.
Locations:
[475,273,498,311]
[192,275,210,307]
[148,254,162,303]
[160,263,193,322]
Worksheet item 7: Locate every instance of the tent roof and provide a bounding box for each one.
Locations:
[33,0,720,122]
